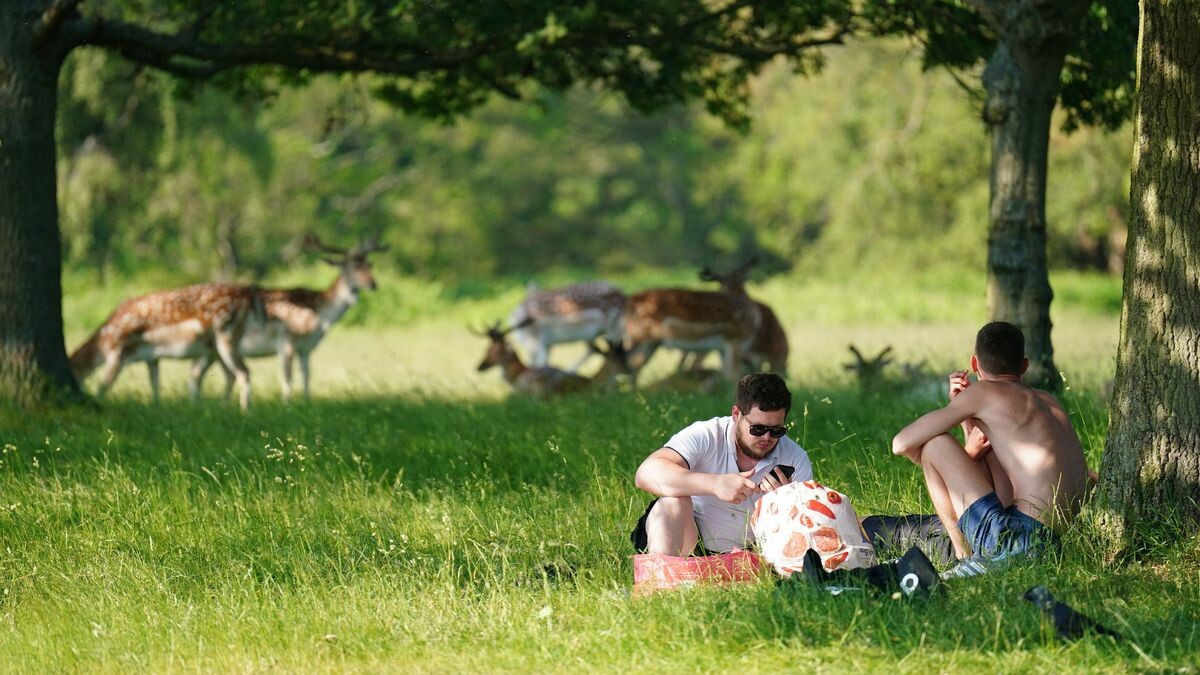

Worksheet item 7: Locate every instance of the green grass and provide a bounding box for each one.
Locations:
[5,271,1195,671]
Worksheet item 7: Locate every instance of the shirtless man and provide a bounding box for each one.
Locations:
[891,322,1088,578]
[632,373,812,556]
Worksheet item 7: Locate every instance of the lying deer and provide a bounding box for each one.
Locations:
[844,344,894,385]
[474,319,630,396]
[69,283,259,409]
[623,258,762,383]
[507,280,626,370]
[190,234,387,403]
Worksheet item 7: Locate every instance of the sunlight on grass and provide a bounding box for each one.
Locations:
[8,272,1196,671]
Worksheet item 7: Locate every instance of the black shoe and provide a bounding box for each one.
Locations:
[896,545,940,597]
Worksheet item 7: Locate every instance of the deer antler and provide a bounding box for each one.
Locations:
[468,321,507,339]
[351,229,390,257]
[302,234,349,257]
[844,344,894,379]
[729,254,760,280]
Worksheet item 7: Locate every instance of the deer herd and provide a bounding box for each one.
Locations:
[70,234,386,410]
[69,246,924,406]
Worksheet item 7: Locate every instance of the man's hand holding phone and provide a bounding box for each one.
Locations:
[758,464,795,494]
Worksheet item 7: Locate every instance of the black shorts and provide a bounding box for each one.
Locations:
[630,498,719,556]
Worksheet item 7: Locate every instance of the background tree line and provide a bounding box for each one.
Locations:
[57,40,1132,284]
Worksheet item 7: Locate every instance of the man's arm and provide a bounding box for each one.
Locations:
[892,387,980,463]
[635,448,756,504]
[949,370,992,459]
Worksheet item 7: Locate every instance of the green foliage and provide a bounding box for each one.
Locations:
[56,41,1133,283]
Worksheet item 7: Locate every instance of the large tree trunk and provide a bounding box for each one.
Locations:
[0,3,79,407]
[1093,0,1200,556]
[976,0,1089,390]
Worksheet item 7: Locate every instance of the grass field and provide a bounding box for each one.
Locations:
[2,270,1197,672]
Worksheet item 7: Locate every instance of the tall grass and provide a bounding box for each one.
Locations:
[4,271,1195,671]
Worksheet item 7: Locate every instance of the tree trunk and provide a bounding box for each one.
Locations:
[1093,0,1200,556]
[0,3,79,407]
[978,0,1089,390]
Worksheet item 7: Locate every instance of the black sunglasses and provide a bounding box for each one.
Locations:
[747,423,788,438]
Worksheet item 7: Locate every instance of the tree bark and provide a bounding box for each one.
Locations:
[1094,0,1200,555]
[976,0,1089,390]
[0,2,79,407]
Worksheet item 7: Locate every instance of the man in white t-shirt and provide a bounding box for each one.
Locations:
[632,373,813,555]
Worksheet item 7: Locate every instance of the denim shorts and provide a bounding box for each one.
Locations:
[959,492,1055,561]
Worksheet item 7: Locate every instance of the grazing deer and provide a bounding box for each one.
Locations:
[190,234,387,403]
[474,319,630,396]
[678,300,789,375]
[623,258,762,383]
[69,283,259,409]
[507,281,627,370]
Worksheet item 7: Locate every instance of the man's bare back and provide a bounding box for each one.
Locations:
[891,322,1090,575]
[959,379,1088,523]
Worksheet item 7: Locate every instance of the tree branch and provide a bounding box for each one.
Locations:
[65,14,491,80]
[32,0,85,48]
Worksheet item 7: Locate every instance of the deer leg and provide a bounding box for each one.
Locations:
[278,342,294,404]
[189,354,215,401]
[146,359,161,404]
[96,351,125,399]
[298,351,311,401]
[722,342,744,381]
[214,332,251,411]
[626,341,659,386]
[675,350,691,372]
[220,361,235,401]
[532,339,550,369]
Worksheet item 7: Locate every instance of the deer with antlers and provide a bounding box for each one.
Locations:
[190,234,387,403]
[69,283,260,409]
[843,345,894,386]
[506,280,627,371]
[474,319,631,396]
[623,258,762,383]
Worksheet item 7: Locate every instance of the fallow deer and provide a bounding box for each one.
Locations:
[507,280,627,370]
[623,258,762,383]
[69,283,259,409]
[677,300,789,375]
[474,319,630,396]
[190,234,387,403]
[844,344,894,386]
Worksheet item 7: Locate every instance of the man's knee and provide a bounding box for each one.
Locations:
[648,496,694,524]
[919,433,967,463]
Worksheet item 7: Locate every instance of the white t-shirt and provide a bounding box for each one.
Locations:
[665,416,813,553]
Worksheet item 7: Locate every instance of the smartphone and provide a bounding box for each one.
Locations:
[760,464,795,486]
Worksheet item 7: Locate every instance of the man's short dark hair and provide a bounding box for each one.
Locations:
[735,373,791,415]
[975,322,1025,376]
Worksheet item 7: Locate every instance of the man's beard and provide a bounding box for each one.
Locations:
[736,432,775,460]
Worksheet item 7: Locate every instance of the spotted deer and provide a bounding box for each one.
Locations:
[474,319,630,396]
[190,234,386,403]
[507,281,626,370]
[678,300,789,375]
[623,258,762,383]
[69,283,259,409]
